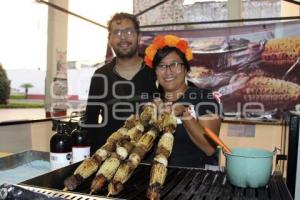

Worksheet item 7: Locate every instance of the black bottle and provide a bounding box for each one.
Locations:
[71,125,90,163]
[50,123,72,170]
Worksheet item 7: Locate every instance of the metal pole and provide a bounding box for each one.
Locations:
[36,0,107,29]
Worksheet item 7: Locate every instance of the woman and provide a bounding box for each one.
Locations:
[144,35,221,167]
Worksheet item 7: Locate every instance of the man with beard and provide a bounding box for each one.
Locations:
[84,12,157,154]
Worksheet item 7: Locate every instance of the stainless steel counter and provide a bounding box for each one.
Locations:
[0,150,50,185]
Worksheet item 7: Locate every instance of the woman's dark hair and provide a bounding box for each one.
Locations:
[107,12,140,34]
[152,46,190,72]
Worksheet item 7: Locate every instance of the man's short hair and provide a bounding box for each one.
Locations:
[107,12,140,34]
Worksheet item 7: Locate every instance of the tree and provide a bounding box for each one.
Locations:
[20,83,33,99]
[0,64,10,104]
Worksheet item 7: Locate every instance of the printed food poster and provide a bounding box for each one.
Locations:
[52,50,68,113]
[139,20,300,116]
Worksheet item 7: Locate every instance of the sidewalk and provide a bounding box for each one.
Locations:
[0,108,46,122]
[0,100,86,123]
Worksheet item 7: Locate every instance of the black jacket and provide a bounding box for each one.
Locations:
[84,57,157,153]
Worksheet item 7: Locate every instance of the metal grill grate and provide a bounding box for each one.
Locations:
[19,185,112,200]
[21,163,292,200]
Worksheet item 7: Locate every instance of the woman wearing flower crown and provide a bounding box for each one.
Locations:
[144,35,221,167]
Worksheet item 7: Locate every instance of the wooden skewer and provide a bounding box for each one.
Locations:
[203,127,232,154]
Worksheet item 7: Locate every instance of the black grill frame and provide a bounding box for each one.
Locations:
[21,162,292,200]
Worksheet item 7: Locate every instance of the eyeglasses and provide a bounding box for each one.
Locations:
[156,62,184,73]
[111,28,137,38]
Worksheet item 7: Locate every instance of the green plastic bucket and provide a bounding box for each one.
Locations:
[224,147,274,188]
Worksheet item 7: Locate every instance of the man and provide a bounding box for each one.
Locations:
[84,12,157,154]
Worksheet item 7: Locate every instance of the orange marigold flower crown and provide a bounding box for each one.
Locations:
[144,34,193,68]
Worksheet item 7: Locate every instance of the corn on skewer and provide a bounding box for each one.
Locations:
[146,134,173,200]
[90,153,121,194]
[125,123,145,145]
[147,163,168,200]
[123,114,139,129]
[63,126,128,191]
[140,104,158,127]
[63,114,138,191]
[147,113,177,200]
[161,113,177,134]
[108,127,160,196]
[89,123,145,194]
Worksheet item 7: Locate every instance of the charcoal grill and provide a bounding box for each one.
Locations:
[20,162,292,200]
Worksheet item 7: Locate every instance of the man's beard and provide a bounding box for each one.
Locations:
[113,40,138,59]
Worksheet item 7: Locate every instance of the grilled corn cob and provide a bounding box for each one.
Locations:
[123,114,139,129]
[138,128,158,153]
[125,123,144,144]
[90,122,145,194]
[106,127,128,144]
[140,104,157,126]
[90,153,121,194]
[107,160,134,195]
[63,127,128,191]
[116,137,134,160]
[114,123,144,162]
[108,127,159,196]
[63,157,98,191]
[146,133,174,200]
[156,132,174,158]
[162,113,177,133]
[147,113,176,200]
[240,76,300,107]
[262,37,300,67]
[264,37,300,54]
[147,163,168,200]
[106,136,145,196]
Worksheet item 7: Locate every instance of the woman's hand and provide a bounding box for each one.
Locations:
[172,103,187,117]
[155,101,188,117]
[151,99,193,118]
